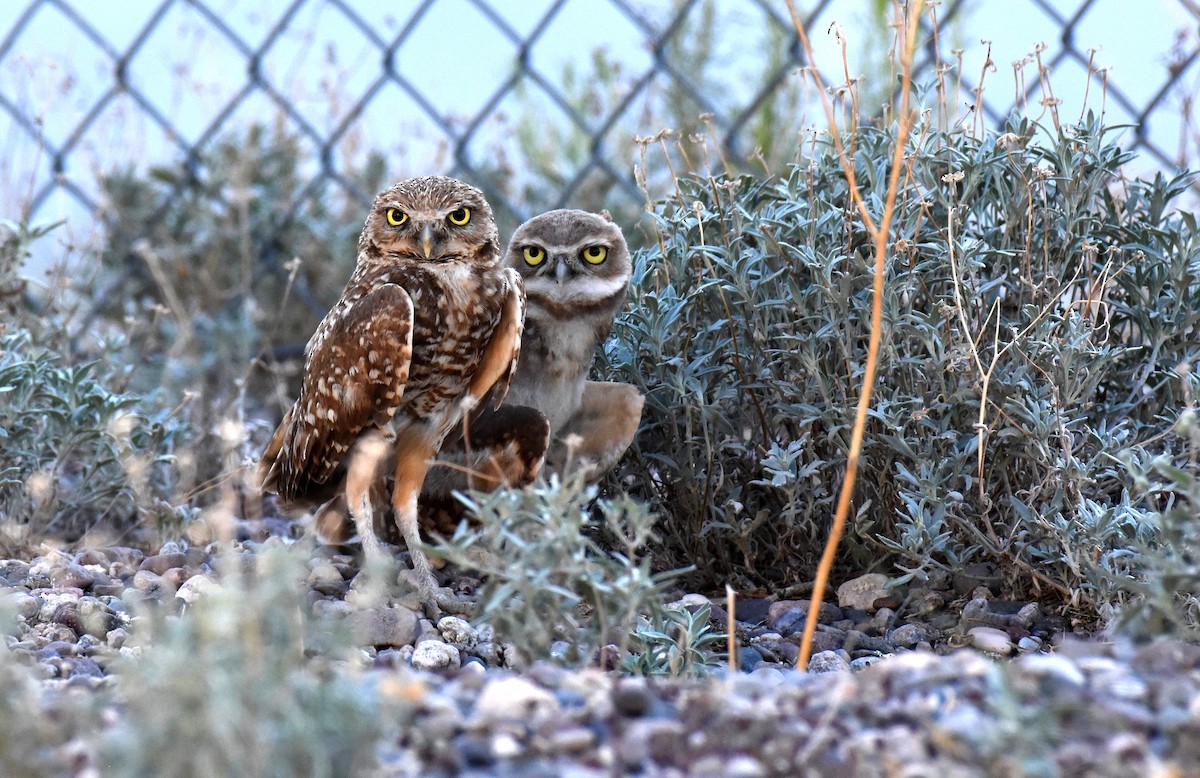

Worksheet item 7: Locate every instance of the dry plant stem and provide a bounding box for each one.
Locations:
[945,202,1085,502]
[785,0,924,670]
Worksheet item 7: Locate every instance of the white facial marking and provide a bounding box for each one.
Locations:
[524,272,626,303]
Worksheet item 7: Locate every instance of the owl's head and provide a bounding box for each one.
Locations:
[359,176,499,265]
[504,209,631,303]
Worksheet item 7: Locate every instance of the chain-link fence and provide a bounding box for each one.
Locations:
[2,0,1198,255]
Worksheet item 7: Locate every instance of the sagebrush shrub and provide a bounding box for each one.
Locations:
[602,115,1200,624]
[436,475,678,665]
[0,330,186,545]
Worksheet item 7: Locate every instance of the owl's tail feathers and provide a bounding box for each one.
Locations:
[256,406,294,498]
[256,405,341,512]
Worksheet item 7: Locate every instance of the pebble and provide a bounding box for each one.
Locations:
[850,655,885,671]
[106,628,130,649]
[437,616,477,647]
[4,591,39,621]
[889,623,933,649]
[474,676,559,724]
[472,641,501,665]
[666,593,711,611]
[130,570,173,597]
[306,563,345,595]
[410,640,460,671]
[808,650,851,673]
[612,678,653,717]
[837,573,893,611]
[1018,635,1043,652]
[546,726,595,753]
[49,563,95,590]
[968,626,1014,655]
[2,533,1196,776]
[738,646,764,672]
[733,598,772,624]
[139,553,188,576]
[351,606,420,648]
[749,667,788,685]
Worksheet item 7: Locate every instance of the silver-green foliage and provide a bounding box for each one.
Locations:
[603,114,1200,624]
[623,603,726,677]
[0,329,186,542]
[100,544,398,777]
[436,475,681,666]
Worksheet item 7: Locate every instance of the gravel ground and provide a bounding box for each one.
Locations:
[3,521,1200,777]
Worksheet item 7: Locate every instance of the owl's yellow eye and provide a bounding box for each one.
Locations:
[447,207,471,226]
[386,209,407,227]
[522,246,546,266]
[581,245,607,264]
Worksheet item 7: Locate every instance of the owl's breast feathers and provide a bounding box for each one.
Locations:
[258,261,523,506]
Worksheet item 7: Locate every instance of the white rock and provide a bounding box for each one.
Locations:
[410,640,460,671]
[4,591,39,621]
[175,574,219,605]
[808,650,851,673]
[666,593,711,610]
[37,590,82,623]
[837,573,891,611]
[490,732,522,759]
[1018,653,1086,687]
[850,655,885,671]
[969,626,1014,655]
[474,676,560,724]
[437,616,478,647]
[749,667,787,685]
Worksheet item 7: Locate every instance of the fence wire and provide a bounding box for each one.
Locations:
[1,0,1198,265]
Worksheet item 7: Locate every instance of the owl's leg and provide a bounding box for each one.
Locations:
[344,429,394,566]
[548,381,644,481]
[391,426,472,617]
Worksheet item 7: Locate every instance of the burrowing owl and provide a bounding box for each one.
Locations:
[501,209,643,480]
[257,176,524,610]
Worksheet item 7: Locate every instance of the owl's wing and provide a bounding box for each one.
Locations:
[259,283,414,504]
[466,267,525,411]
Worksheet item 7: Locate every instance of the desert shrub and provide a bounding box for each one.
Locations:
[1110,410,1200,639]
[0,327,187,546]
[435,475,682,667]
[603,114,1200,623]
[622,602,727,677]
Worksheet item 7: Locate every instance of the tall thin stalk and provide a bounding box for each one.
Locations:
[784,0,925,669]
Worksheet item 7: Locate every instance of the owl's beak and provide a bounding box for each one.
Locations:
[554,257,568,284]
[420,223,435,259]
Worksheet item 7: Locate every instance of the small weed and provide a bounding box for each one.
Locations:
[623,603,726,677]
[434,475,681,667]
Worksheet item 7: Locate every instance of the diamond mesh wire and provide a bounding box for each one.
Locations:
[1,0,1197,257]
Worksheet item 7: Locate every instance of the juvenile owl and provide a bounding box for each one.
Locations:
[502,209,643,480]
[257,176,525,611]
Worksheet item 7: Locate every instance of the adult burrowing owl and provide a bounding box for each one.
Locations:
[257,176,524,609]
[501,209,643,480]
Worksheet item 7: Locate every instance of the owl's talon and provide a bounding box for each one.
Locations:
[426,589,475,619]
